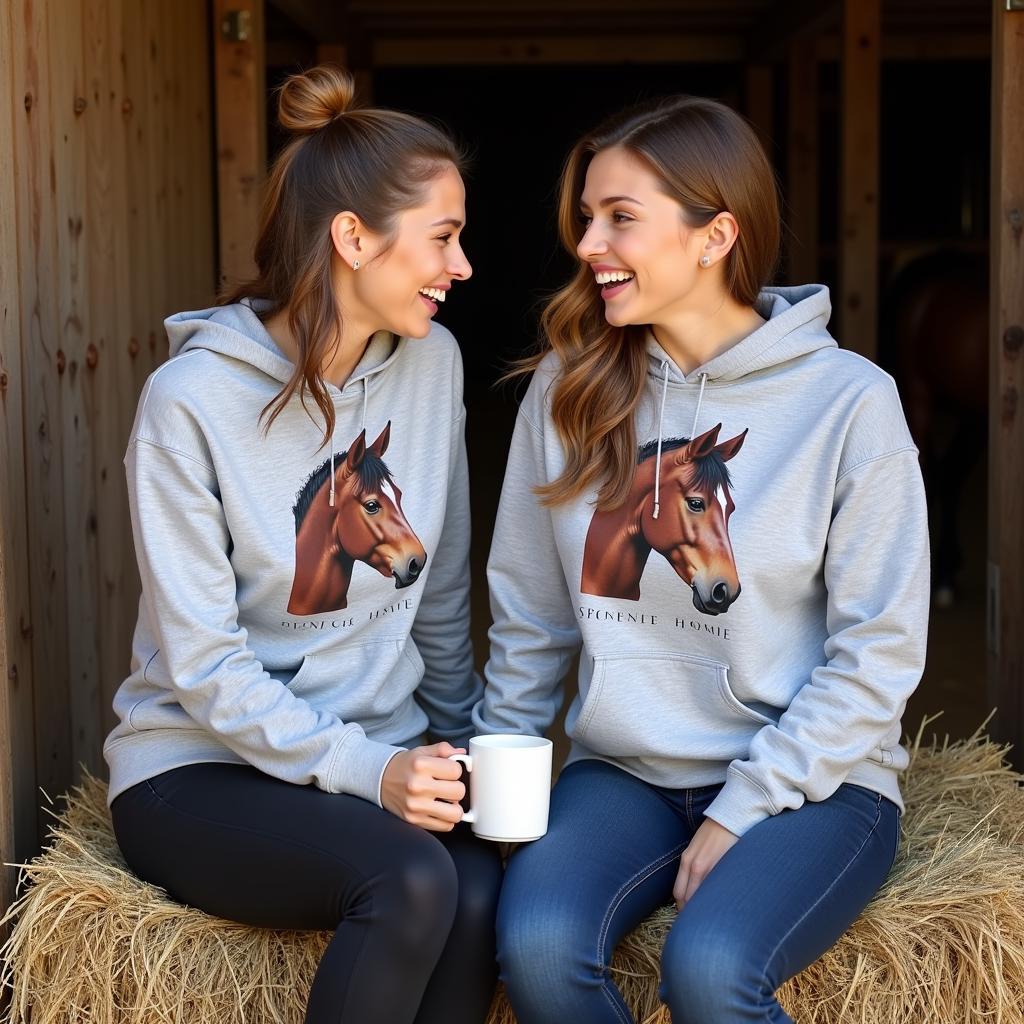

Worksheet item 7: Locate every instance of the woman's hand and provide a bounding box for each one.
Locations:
[673,817,739,909]
[381,742,467,831]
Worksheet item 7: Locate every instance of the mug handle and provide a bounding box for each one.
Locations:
[448,753,475,824]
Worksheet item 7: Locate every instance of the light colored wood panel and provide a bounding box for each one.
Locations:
[51,0,103,782]
[988,2,1024,759]
[10,0,73,831]
[120,0,154,401]
[85,0,135,743]
[838,0,880,358]
[214,0,266,291]
[146,0,170,373]
[786,37,818,284]
[0,0,39,895]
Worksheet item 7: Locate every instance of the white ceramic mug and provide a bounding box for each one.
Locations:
[448,735,553,842]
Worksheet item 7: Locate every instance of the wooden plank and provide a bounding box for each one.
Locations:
[184,0,216,309]
[51,0,103,785]
[213,0,266,291]
[10,0,73,837]
[373,34,743,65]
[146,0,170,371]
[838,0,880,359]
[83,0,136,747]
[0,0,39,898]
[987,1,1024,763]
[815,31,991,62]
[786,36,819,283]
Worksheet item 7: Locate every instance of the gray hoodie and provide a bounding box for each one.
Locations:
[104,300,480,806]
[473,284,930,837]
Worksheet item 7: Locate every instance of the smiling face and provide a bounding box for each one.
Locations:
[577,146,711,328]
[342,163,472,340]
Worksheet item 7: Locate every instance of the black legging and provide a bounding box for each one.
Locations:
[111,762,503,1024]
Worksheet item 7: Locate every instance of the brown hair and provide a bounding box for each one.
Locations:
[221,64,466,448]
[518,95,780,510]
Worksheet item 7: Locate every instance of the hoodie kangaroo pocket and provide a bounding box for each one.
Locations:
[574,651,773,763]
[286,640,419,729]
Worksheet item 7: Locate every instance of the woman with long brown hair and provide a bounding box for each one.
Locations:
[473,95,929,1022]
[104,65,501,1024]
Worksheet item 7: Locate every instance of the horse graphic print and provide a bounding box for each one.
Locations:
[580,423,747,615]
[287,422,427,616]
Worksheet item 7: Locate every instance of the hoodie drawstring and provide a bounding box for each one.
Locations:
[329,377,370,509]
[652,360,670,520]
[329,433,336,507]
[652,365,709,521]
[691,371,708,440]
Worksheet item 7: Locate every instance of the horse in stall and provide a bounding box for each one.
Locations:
[287,422,427,616]
[581,422,747,615]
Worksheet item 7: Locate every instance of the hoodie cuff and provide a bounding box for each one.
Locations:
[703,768,779,838]
[329,735,406,807]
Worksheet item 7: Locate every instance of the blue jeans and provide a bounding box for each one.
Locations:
[497,759,900,1024]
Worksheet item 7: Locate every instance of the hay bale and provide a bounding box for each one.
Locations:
[3,724,1024,1024]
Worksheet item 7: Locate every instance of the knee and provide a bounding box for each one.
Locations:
[660,915,768,1022]
[370,836,459,945]
[496,891,595,1003]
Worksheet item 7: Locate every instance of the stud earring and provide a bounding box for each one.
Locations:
[700,254,711,267]
[352,259,360,270]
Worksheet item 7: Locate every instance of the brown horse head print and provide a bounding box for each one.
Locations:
[581,423,747,614]
[287,422,427,616]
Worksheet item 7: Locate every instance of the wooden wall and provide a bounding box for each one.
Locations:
[0,0,216,912]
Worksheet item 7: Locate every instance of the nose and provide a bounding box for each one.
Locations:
[406,556,422,580]
[576,224,607,262]
[448,246,472,281]
[709,580,730,608]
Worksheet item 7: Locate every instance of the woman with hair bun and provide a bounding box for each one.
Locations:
[105,65,500,1024]
[474,95,929,1023]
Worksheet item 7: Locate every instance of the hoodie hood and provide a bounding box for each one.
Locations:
[164,298,402,507]
[644,284,837,520]
[644,284,836,385]
[165,298,401,395]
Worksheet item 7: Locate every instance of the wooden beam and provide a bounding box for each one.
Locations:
[213,0,266,291]
[786,35,819,284]
[838,0,880,358]
[987,0,1024,763]
[374,34,742,66]
[815,31,991,62]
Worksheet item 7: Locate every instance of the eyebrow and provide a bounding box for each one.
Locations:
[579,195,644,209]
[430,217,463,228]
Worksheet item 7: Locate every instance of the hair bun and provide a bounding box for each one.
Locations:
[277,64,356,135]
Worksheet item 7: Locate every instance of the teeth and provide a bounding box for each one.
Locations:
[419,287,446,302]
[595,271,635,285]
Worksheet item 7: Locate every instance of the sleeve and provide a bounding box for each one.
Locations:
[472,393,582,737]
[703,445,930,837]
[126,436,404,806]
[409,406,484,747]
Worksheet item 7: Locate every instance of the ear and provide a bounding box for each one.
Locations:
[700,211,740,267]
[676,423,722,464]
[714,427,748,463]
[345,429,367,474]
[330,211,366,269]
[368,420,391,458]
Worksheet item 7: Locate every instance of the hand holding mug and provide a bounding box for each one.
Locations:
[380,741,467,832]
